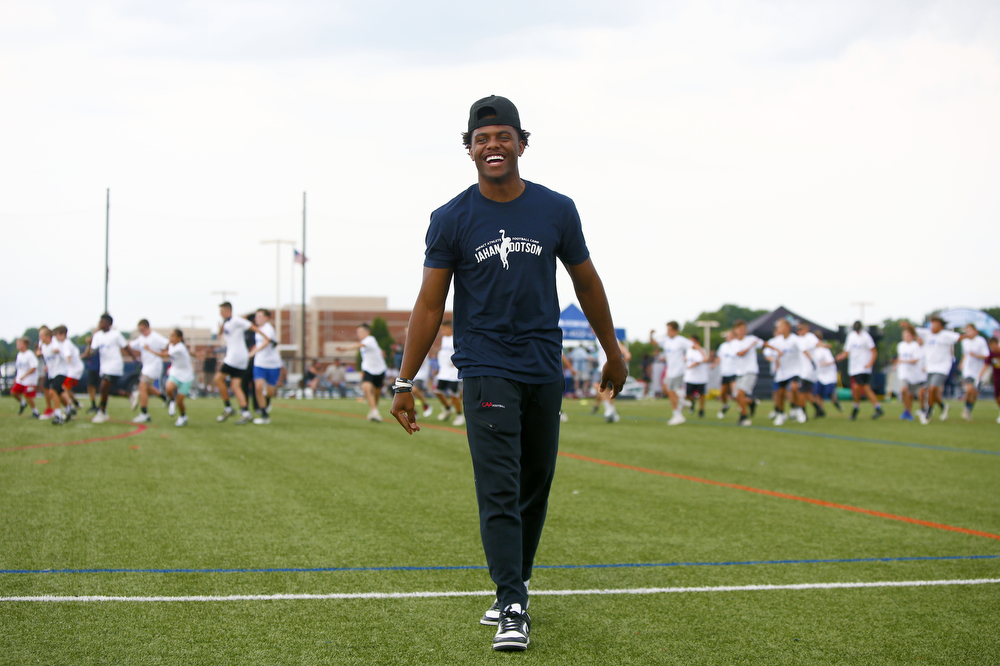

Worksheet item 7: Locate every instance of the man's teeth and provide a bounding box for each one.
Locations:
[485,155,504,163]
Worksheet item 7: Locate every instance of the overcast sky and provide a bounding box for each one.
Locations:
[2,0,998,342]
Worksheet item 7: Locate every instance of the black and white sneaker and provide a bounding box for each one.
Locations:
[18,402,27,415]
[480,599,501,626]
[481,597,529,626]
[493,604,530,652]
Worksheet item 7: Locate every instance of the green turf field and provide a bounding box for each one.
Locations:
[1,395,998,665]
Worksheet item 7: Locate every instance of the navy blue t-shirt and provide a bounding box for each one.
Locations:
[424,180,590,384]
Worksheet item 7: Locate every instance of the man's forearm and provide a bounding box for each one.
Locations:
[398,268,452,380]
[400,310,444,379]
[568,260,621,362]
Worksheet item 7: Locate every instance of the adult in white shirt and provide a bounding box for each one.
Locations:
[82,313,137,423]
[54,325,85,415]
[662,321,694,426]
[894,326,925,421]
[835,321,883,421]
[432,321,465,426]
[13,337,40,417]
[214,301,262,425]
[353,322,389,422]
[38,325,70,425]
[129,319,170,423]
[148,328,195,427]
[958,323,990,421]
[731,319,769,426]
[683,335,710,419]
[810,330,842,416]
[648,330,667,399]
[912,315,961,422]
[249,309,281,425]
[712,331,738,419]
[767,319,803,426]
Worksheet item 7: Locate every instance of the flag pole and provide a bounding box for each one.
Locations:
[301,192,307,375]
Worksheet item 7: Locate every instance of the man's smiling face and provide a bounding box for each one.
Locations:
[469,123,523,182]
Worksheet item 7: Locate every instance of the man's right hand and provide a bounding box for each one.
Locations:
[390,392,420,435]
[601,356,628,398]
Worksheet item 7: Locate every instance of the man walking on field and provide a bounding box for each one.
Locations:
[390,96,627,652]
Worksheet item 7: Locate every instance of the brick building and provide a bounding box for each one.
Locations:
[276,296,451,365]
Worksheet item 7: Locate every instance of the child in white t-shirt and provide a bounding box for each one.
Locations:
[13,337,40,417]
[683,335,710,418]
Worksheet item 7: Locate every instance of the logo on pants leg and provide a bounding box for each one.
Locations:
[481,402,505,408]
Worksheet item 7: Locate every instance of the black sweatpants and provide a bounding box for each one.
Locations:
[462,375,563,610]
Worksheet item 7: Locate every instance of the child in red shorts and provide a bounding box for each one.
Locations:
[12,337,40,417]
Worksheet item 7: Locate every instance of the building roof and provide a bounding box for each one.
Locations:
[746,306,837,339]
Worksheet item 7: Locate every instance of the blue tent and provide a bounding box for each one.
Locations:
[935,308,1000,337]
[559,303,626,341]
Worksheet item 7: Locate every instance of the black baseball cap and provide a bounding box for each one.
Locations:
[468,95,521,134]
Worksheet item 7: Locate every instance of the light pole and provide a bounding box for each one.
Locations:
[695,320,720,354]
[851,301,874,324]
[212,290,238,304]
[261,239,295,344]
[104,188,110,313]
[183,315,202,331]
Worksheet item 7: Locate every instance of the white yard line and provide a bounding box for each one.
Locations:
[3,578,999,602]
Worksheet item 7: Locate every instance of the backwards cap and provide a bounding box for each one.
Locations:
[468,95,521,135]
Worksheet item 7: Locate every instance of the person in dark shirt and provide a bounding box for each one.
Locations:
[84,334,101,413]
[390,96,627,653]
[980,337,1000,424]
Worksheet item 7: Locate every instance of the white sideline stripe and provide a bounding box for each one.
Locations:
[3,578,999,602]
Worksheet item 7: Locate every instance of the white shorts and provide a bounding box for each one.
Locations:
[735,374,758,395]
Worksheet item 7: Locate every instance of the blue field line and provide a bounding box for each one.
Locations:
[2,554,997,576]
[600,412,1000,456]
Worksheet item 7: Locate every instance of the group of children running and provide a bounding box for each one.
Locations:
[10,303,283,428]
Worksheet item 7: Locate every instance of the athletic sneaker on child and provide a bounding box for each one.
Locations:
[253,415,270,425]
[132,411,151,424]
[492,604,530,652]
[168,401,176,416]
[174,415,188,427]
[437,407,455,421]
[217,406,235,422]
[366,409,382,422]
[235,412,253,425]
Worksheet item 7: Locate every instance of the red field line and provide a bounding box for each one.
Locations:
[281,403,1000,541]
[0,424,148,453]
[559,452,1000,541]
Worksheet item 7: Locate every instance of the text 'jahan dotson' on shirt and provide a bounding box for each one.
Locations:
[473,237,544,264]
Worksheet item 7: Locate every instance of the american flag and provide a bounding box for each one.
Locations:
[293,249,308,264]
